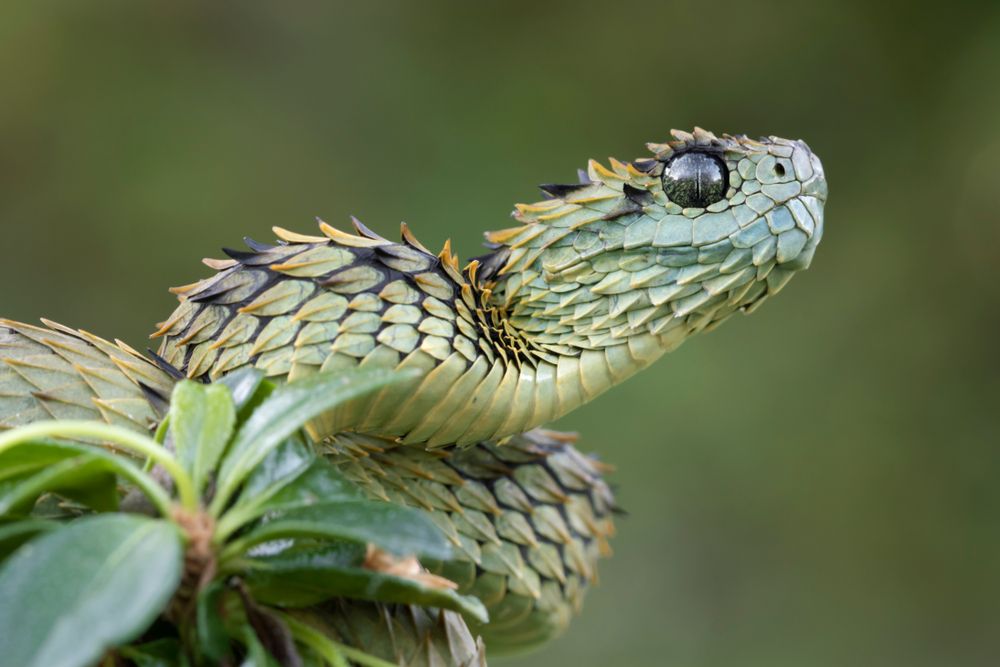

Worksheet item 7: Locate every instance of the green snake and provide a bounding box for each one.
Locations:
[0,128,826,663]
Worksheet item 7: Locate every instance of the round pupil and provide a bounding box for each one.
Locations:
[662,152,728,209]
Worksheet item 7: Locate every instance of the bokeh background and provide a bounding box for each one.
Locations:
[1,2,998,666]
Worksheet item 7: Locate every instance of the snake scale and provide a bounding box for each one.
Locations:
[0,128,826,665]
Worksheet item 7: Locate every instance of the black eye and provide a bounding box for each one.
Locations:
[661,152,728,209]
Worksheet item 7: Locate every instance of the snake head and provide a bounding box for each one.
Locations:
[482,128,827,353]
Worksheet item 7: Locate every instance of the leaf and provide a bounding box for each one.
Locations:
[217,367,267,415]
[252,563,488,623]
[0,439,167,516]
[0,454,119,515]
[213,368,415,513]
[260,457,364,510]
[225,436,316,530]
[196,580,232,663]
[0,437,83,482]
[53,466,119,512]
[231,501,452,561]
[243,542,488,622]
[0,519,57,559]
[170,380,236,495]
[0,514,183,667]
[245,542,367,606]
[240,435,314,497]
[221,448,364,538]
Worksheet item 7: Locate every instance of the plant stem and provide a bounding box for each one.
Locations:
[145,415,172,473]
[213,503,263,543]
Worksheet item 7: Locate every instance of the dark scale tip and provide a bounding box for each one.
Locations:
[222,247,256,263]
[243,237,274,252]
[137,381,171,416]
[623,183,654,207]
[145,349,188,381]
[539,183,590,199]
[222,247,284,266]
[631,159,660,174]
[601,198,642,221]
[470,248,510,283]
[351,216,389,242]
[187,280,237,303]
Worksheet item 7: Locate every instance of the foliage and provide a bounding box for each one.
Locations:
[0,368,487,666]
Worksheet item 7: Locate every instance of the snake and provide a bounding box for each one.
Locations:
[0,128,826,665]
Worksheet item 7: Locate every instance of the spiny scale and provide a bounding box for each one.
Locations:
[0,319,172,430]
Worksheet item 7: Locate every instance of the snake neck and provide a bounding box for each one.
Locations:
[463,259,672,367]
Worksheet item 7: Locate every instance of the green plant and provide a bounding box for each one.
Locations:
[0,367,486,667]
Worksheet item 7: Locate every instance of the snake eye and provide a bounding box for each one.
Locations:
[662,152,728,209]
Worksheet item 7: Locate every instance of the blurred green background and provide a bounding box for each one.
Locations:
[1,2,997,666]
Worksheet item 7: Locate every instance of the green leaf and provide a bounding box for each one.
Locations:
[239,435,314,498]
[258,459,364,514]
[0,514,183,667]
[0,437,83,482]
[212,368,415,513]
[0,439,170,516]
[170,380,236,495]
[228,500,452,562]
[220,448,365,539]
[247,548,489,622]
[196,580,232,662]
[242,540,486,621]
[0,519,57,559]
[53,465,119,512]
[245,542,367,606]
[217,367,267,414]
[0,454,119,515]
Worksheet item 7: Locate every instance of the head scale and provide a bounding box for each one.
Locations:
[480,127,827,356]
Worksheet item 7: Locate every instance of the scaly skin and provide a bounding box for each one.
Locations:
[326,429,615,652]
[0,129,826,663]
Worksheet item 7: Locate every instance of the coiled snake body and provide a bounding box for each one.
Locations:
[0,129,826,663]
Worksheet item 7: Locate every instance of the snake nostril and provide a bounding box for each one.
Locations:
[775,163,786,178]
